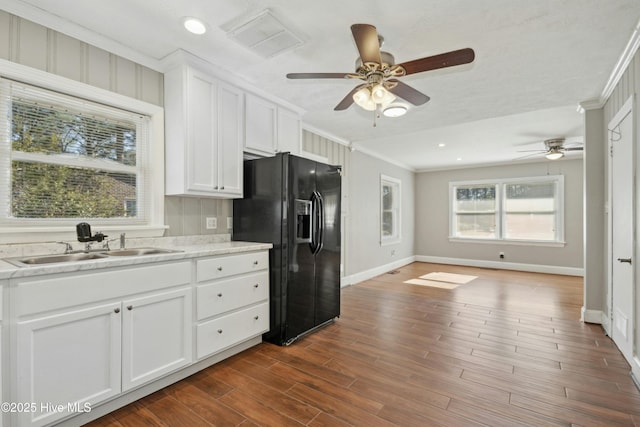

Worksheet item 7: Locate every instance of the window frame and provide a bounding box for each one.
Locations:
[0,59,165,243]
[449,175,565,246]
[380,174,401,246]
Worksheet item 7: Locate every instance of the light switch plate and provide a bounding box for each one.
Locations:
[206,217,217,229]
[227,217,233,229]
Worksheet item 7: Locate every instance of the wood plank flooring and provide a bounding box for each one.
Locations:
[86,262,640,426]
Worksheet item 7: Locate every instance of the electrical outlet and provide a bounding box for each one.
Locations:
[227,217,233,229]
[391,249,396,257]
[499,252,505,259]
[206,217,217,229]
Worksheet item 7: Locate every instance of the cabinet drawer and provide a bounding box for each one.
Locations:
[196,302,269,359]
[197,272,268,320]
[197,251,268,282]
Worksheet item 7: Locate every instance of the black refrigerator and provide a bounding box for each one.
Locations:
[233,152,341,345]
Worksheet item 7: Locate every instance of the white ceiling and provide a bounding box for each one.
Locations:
[5,0,640,170]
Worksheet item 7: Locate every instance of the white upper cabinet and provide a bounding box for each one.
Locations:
[164,64,243,198]
[244,93,301,156]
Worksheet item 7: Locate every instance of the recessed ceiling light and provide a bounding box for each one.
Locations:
[456,157,463,161]
[438,143,446,148]
[183,17,207,35]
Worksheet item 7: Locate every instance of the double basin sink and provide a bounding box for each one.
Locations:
[6,248,181,268]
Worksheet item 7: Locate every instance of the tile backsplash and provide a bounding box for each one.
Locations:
[165,196,232,237]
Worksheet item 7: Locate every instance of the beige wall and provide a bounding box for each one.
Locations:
[416,159,584,269]
[347,151,415,276]
[0,10,230,239]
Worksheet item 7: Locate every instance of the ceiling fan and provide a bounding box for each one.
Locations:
[517,138,584,160]
[286,23,475,118]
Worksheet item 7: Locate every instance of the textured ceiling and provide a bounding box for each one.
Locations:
[5,0,640,170]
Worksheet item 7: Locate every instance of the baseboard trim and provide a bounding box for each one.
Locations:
[415,255,584,277]
[582,307,608,327]
[341,256,416,286]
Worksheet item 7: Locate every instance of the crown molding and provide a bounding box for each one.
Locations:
[350,143,416,172]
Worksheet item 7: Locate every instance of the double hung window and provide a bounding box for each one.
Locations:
[0,67,164,242]
[450,176,564,244]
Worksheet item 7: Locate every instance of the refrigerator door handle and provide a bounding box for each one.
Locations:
[309,192,319,254]
[316,191,325,254]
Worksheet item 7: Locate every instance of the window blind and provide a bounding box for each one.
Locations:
[0,77,150,224]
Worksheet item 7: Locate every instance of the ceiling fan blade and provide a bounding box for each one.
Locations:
[351,24,382,64]
[287,73,349,79]
[334,84,366,111]
[562,146,584,151]
[513,152,546,161]
[386,80,430,106]
[398,48,475,75]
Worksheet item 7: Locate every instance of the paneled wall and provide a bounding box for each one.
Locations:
[0,10,231,238]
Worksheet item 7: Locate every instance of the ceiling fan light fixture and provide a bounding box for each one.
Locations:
[545,150,564,160]
[382,103,408,117]
[183,17,207,35]
[370,83,395,105]
[353,87,376,111]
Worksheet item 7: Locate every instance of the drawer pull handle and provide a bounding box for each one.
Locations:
[127,305,133,311]
[254,284,259,288]
[217,266,223,271]
[114,308,120,314]
[217,329,223,334]
[253,260,259,265]
[217,293,222,297]
[254,315,259,320]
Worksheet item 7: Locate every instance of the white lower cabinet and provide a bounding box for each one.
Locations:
[122,288,192,391]
[195,251,270,360]
[16,303,121,427]
[7,249,269,427]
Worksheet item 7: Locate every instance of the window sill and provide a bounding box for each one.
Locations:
[448,237,566,248]
[0,225,168,244]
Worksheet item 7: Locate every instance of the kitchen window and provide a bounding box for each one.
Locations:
[381,174,401,245]
[450,176,564,245]
[0,64,165,242]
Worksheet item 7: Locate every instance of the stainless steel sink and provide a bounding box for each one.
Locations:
[104,248,181,257]
[7,252,109,267]
[4,247,182,267]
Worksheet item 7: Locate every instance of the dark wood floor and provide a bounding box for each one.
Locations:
[86,262,640,426]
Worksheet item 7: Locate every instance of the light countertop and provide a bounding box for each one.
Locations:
[0,240,272,280]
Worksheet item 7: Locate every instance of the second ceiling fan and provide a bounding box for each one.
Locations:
[287,23,476,115]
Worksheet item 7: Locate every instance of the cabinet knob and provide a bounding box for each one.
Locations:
[214,186,219,190]
[254,315,259,320]
[254,284,259,288]
[217,266,223,271]
[127,305,133,311]
[220,186,225,190]
[253,260,259,265]
[114,308,120,314]
[217,293,223,297]
[217,329,223,334]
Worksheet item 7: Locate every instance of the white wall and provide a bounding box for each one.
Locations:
[345,151,415,281]
[415,159,584,273]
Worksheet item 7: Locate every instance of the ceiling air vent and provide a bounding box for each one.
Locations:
[226,10,303,58]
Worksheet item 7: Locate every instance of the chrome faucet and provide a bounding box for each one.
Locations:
[57,241,73,254]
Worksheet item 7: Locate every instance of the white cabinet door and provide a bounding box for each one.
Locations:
[277,107,301,155]
[245,93,277,155]
[217,82,244,197]
[16,303,121,427]
[165,64,243,198]
[121,288,192,391]
[187,68,219,193]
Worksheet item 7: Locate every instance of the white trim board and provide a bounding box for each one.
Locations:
[581,307,609,328]
[415,256,584,277]
[341,256,415,287]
